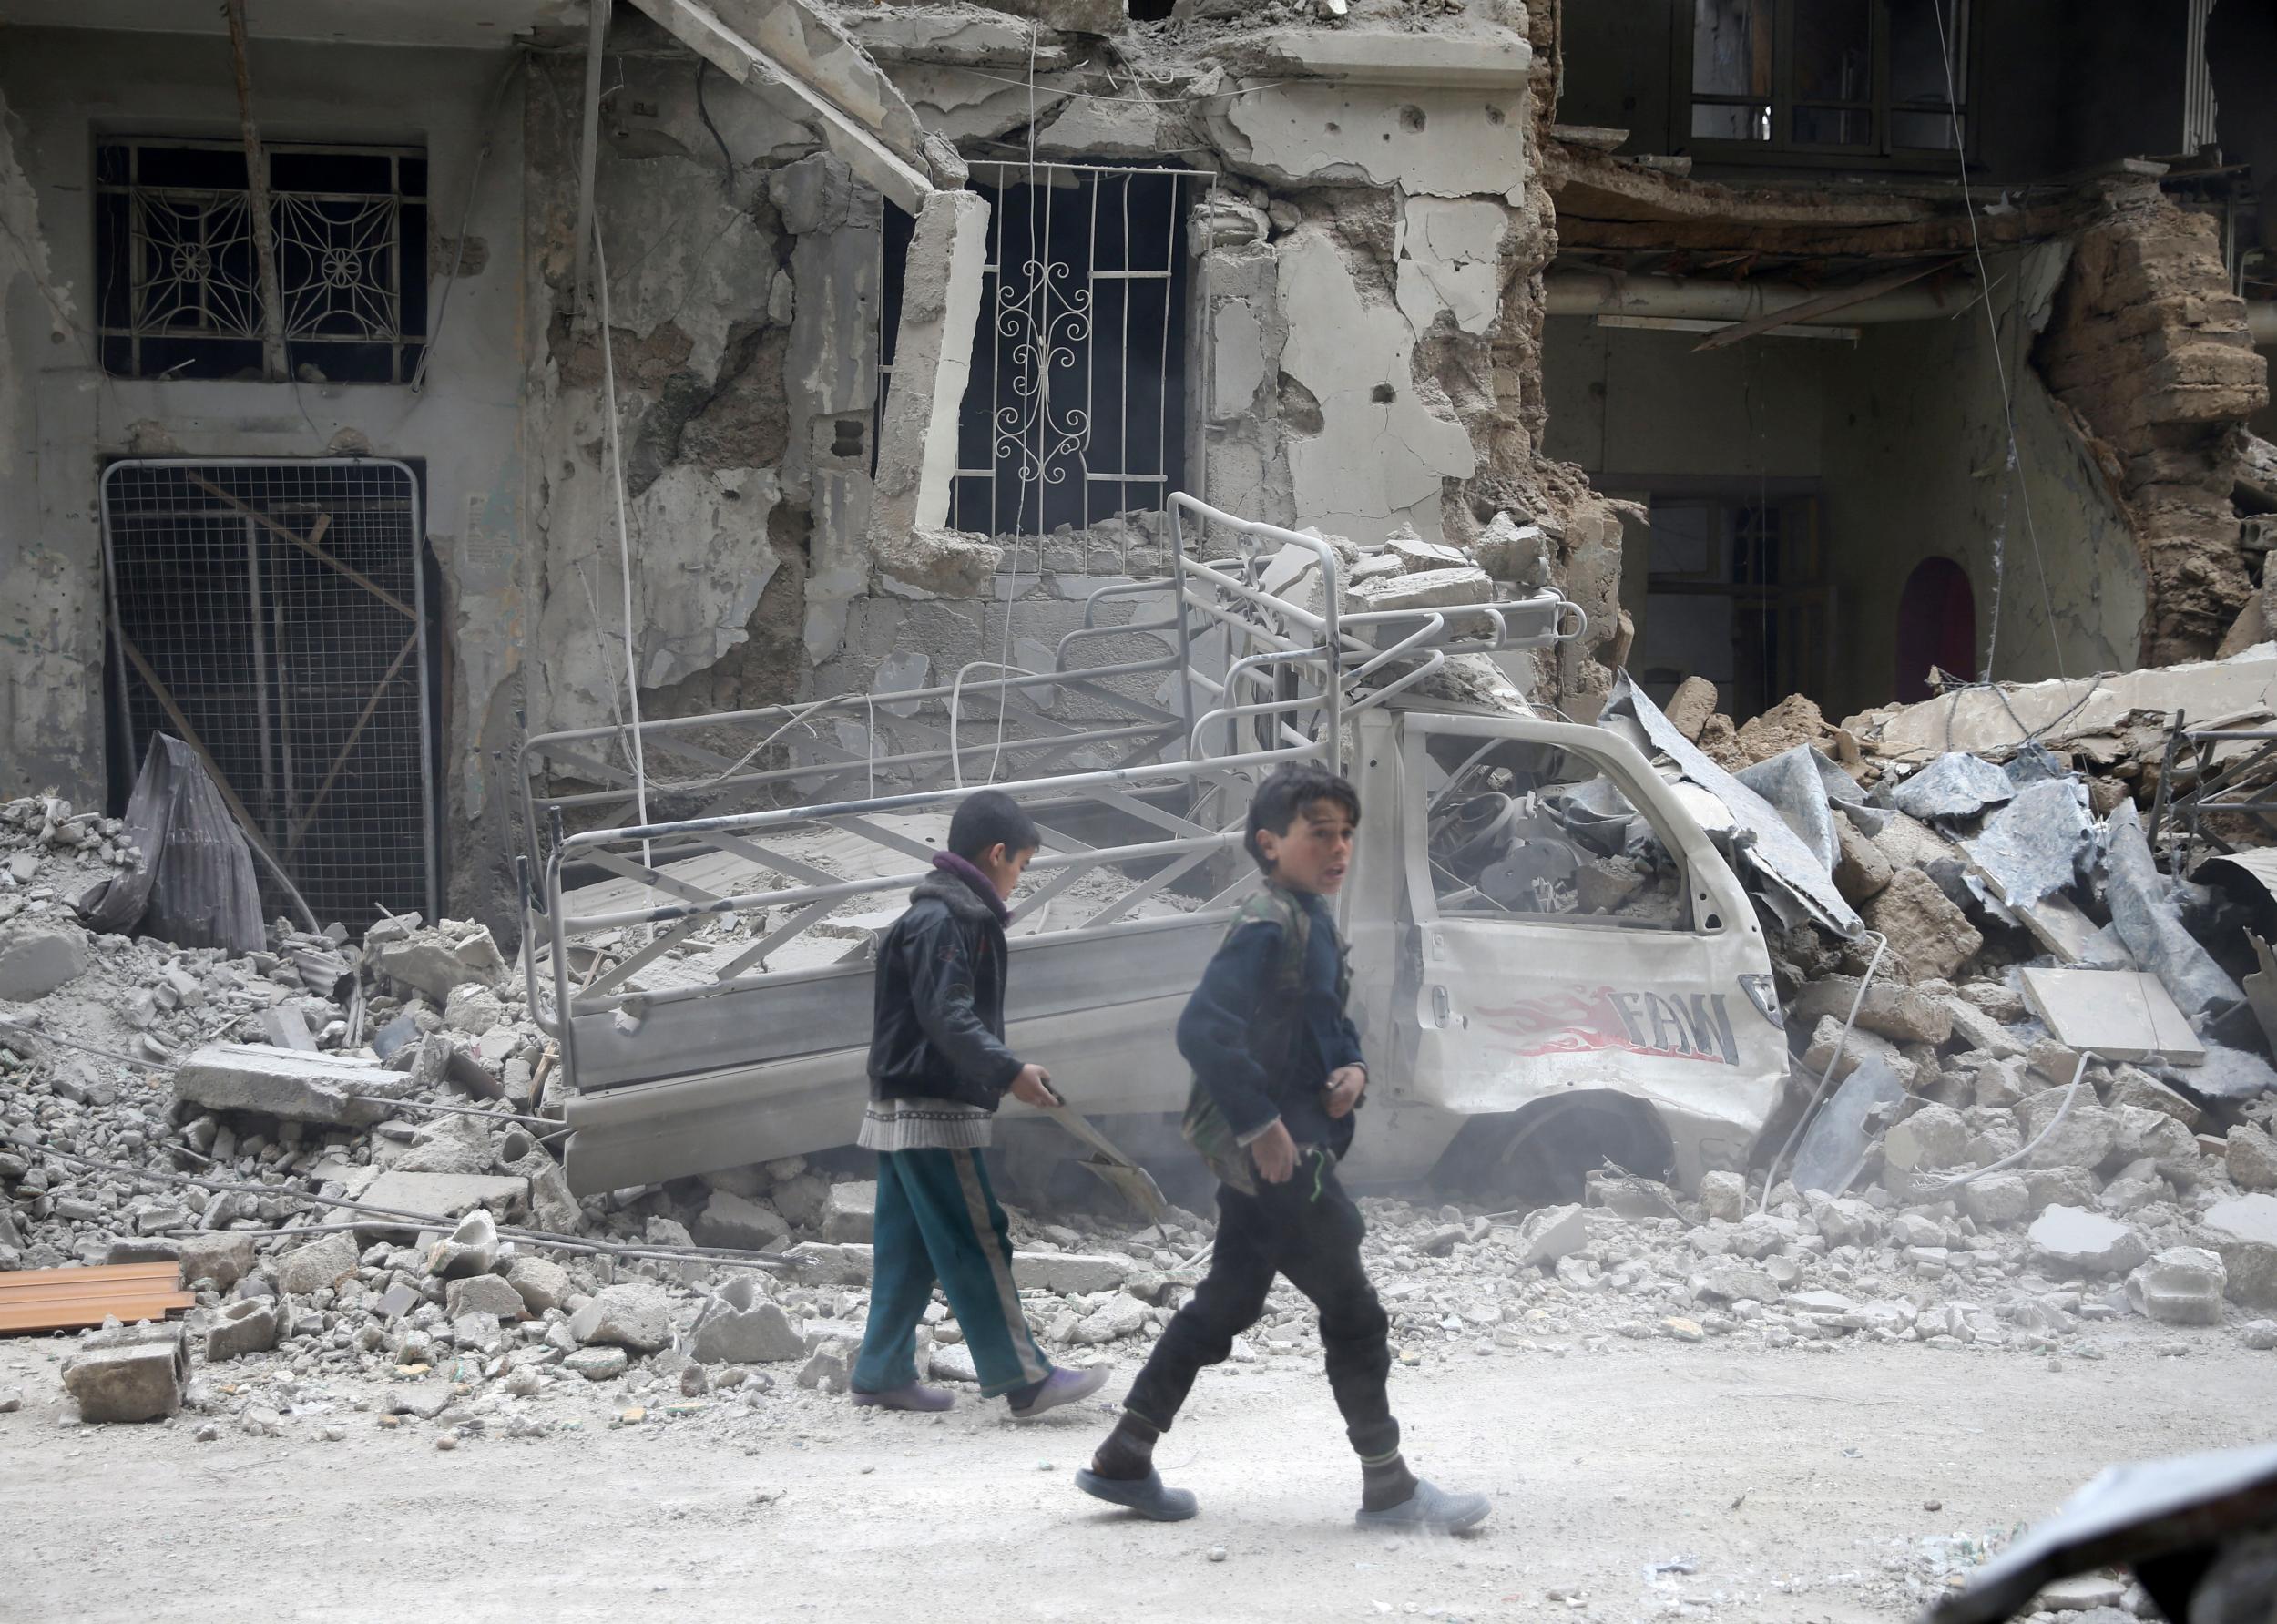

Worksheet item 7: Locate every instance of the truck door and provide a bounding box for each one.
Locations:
[1373,710,1786,1190]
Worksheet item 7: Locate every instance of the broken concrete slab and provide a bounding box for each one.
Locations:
[63,1321,187,1423]
[356,1171,528,1238]
[171,1044,412,1129]
[695,1190,792,1251]
[173,1232,255,1292]
[1515,1202,1589,1268]
[2230,1125,2277,1191]
[873,526,999,598]
[371,923,505,1003]
[821,1180,875,1243]
[505,1255,573,1316]
[2028,1206,2149,1274]
[1884,751,2017,822]
[2199,1195,2277,1309]
[445,1273,526,1322]
[870,188,989,538]
[2018,966,2207,1066]
[0,922,88,1001]
[2126,1246,2227,1324]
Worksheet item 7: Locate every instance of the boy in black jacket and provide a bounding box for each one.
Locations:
[849,790,1108,1418]
[1075,764,1489,1531]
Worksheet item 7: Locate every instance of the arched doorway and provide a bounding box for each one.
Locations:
[1894,557,1976,702]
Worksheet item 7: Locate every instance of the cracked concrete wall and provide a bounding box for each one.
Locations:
[2035,193,2272,665]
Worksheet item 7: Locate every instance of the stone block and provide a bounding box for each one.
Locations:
[1350,565,1494,615]
[822,1181,876,1244]
[1884,1104,1971,1172]
[691,1275,807,1364]
[275,1232,360,1296]
[2127,1246,2227,1325]
[445,1273,526,1321]
[696,1191,791,1251]
[1942,998,2024,1059]
[1516,1202,1588,1267]
[1071,1292,1149,1344]
[2017,1091,2119,1170]
[505,1255,574,1315]
[874,526,1001,599]
[1016,1251,1137,1294]
[569,1283,673,1353]
[2108,1065,2202,1129]
[2198,1195,2277,1309]
[0,923,89,1000]
[2028,1205,2149,1275]
[63,1322,187,1422]
[203,1299,280,1363]
[372,924,505,1002]
[1833,815,1893,903]
[1958,1172,2030,1227]
[1792,977,1951,1046]
[171,1044,407,1128]
[564,1346,628,1382]
[1698,1170,1746,1223]
[2023,1166,2101,1213]
[2229,1125,2277,1191]
[771,1173,832,1230]
[174,1232,256,1292]
[1862,868,1983,982]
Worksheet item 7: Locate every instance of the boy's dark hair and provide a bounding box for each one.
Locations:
[1244,762,1361,870]
[948,789,1041,863]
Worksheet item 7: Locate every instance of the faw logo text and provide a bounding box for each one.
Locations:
[1475,986,1741,1067]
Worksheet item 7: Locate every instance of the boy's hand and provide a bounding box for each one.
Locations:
[1008,1064,1060,1108]
[1324,1066,1367,1119]
[1250,1119,1298,1184]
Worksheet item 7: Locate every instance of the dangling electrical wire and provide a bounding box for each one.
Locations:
[591,221,653,853]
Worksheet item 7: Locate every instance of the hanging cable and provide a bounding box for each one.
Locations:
[590,221,652,840]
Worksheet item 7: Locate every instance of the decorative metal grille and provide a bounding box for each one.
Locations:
[100,460,438,926]
[96,140,428,383]
[878,163,1199,539]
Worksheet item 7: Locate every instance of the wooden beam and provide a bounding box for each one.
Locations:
[222,0,290,383]
[1691,259,1959,352]
[184,475,414,620]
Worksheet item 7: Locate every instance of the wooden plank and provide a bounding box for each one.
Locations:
[1691,260,1958,352]
[0,1261,191,1335]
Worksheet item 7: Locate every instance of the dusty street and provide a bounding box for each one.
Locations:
[4,1328,2262,1623]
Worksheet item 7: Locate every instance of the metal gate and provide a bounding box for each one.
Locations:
[99,458,437,926]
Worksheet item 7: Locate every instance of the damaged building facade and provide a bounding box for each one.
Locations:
[1,0,2272,934]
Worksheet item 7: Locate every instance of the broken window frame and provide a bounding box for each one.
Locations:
[1676,0,1976,167]
[877,160,1200,539]
[94,137,429,384]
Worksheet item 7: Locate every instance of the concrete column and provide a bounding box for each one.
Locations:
[870,188,989,540]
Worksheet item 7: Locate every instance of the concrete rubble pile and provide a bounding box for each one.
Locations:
[1572,644,2277,1368]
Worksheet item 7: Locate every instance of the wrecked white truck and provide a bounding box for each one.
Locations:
[516,495,1790,1205]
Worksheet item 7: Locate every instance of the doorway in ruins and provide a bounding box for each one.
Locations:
[98,458,442,925]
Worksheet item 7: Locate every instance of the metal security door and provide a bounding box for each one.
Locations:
[99,458,437,925]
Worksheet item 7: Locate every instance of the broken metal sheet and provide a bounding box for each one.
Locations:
[1733,746,1840,873]
[1960,777,2092,907]
[2103,801,2244,1017]
[2003,741,2071,786]
[1924,1441,2277,1624]
[2018,966,2207,1066]
[1812,750,1886,834]
[1603,675,1862,938]
[1789,1053,1905,1198]
[1881,751,2017,822]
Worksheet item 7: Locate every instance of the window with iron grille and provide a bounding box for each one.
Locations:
[1682,0,1972,161]
[96,138,428,383]
[879,163,1198,537]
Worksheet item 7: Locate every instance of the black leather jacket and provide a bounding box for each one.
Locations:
[866,869,1023,1109]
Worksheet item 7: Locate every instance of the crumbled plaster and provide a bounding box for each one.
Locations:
[630,465,786,688]
[1207,80,1530,203]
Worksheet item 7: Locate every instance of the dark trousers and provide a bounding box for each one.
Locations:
[1122,1149,1398,1460]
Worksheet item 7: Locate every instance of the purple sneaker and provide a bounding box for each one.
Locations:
[850,1383,955,1413]
[1006,1364,1108,1420]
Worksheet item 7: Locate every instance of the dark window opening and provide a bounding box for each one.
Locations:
[879,163,1196,537]
[1629,490,1827,722]
[1685,0,1969,160]
[1128,0,1176,18]
[96,138,429,384]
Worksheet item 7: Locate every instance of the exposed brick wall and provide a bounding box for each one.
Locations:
[2036,195,2271,664]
